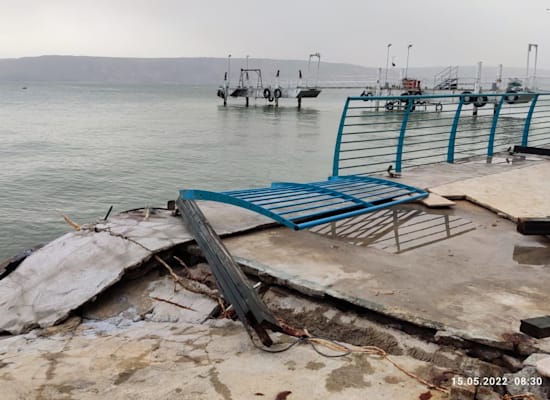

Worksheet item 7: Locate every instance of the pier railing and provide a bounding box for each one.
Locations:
[332,92,550,176]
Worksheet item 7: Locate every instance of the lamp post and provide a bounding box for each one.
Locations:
[224,54,231,106]
[227,54,232,85]
[405,44,413,79]
[385,43,392,88]
[526,43,538,89]
[245,54,249,87]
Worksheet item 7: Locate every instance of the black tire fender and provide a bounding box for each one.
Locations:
[263,88,271,98]
[505,90,519,104]
[462,91,475,105]
[274,88,282,98]
[474,96,488,108]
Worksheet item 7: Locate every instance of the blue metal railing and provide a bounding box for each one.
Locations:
[332,92,550,176]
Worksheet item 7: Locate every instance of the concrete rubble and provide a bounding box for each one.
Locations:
[1,156,550,399]
[0,204,272,335]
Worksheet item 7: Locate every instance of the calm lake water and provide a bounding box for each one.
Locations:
[0,83,357,259]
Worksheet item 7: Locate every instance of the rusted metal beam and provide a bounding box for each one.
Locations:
[176,198,280,346]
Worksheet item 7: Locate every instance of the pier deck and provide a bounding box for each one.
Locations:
[220,155,550,352]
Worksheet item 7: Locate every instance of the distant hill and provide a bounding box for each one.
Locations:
[0,56,548,88]
[0,55,373,84]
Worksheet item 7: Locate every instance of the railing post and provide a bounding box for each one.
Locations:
[332,97,351,177]
[395,98,413,173]
[522,94,539,146]
[487,95,505,157]
[447,97,465,163]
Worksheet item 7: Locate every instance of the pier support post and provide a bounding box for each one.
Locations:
[297,97,302,110]
[245,97,249,107]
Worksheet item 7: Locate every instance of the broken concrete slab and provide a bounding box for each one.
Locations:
[504,366,549,400]
[0,317,449,400]
[81,269,218,325]
[524,353,550,368]
[0,203,271,335]
[419,193,455,208]
[430,163,550,221]
[536,356,550,378]
[147,276,218,324]
[224,202,550,354]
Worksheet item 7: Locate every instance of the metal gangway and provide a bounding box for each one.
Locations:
[433,66,459,90]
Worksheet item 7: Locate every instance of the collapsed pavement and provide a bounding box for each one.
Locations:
[1,157,550,399]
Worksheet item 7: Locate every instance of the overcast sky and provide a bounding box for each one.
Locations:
[1,0,549,69]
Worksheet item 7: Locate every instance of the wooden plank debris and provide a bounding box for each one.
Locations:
[176,198,280,346]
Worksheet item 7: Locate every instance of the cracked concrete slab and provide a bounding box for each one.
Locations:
[0,203,271,334]
[430,163,550,221]
[224,201,550,354]
[0,315,447,400]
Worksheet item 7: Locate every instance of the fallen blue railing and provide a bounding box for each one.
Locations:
[180,91,550,230]
[333,92,550,175]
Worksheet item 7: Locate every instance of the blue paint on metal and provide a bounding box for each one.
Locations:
[487,95,505,157]
[181,176,427,230]
[180,189,296,228]
[395,99,413,173]
[447,96,465,163]
[332,98,351,177]
[181,92,550,230]
[522,94,540,146]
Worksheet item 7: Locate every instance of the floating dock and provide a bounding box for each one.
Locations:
[217,53,322,109]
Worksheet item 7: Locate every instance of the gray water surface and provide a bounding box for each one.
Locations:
[0,83,352,258]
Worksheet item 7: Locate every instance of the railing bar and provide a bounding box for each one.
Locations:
[355,187,411,199]
[339,154,396,162]
[255,192,333,206]
[403,131,456,139]
[316,180,379,190]
[343,120,404,126]
[341,138,397,144]
[339,160,394,169]
[278,200,353,216]
[268,197,348,212]
[340,146,397,153]
[342,129,399,136]
[225,187,299,197]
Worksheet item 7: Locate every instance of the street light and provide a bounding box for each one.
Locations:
[385,43,392,88]
[227,54,232,78]
[245,54,249,86]
[526,43,538,89]
[405,44,413,79]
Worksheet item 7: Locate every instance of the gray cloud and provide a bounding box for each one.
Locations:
[0,0,549,68]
